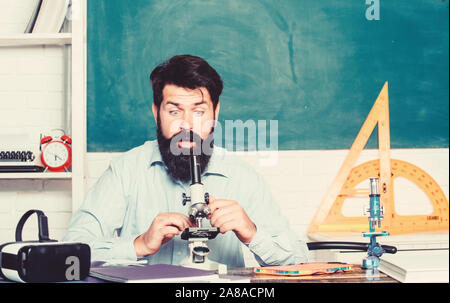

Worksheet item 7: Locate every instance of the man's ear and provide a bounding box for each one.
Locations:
[152,103,158,123]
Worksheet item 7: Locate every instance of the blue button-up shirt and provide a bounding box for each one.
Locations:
[62,140,309,268]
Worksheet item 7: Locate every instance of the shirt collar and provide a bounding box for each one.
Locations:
[147,140,229,178]
[148,141,164,166]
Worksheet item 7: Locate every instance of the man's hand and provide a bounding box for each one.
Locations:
[207,196,257,244]
[134,212,194,257]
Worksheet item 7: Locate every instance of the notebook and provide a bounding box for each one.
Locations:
[254,262,353,276]
[378,250,449,283]
[89,263,220,283]
[24,0,43,33]
[32,0,70,33]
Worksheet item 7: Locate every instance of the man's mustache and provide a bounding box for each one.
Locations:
[169,130,203,156]
[171,130,202,143]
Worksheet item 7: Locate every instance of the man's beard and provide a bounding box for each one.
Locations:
[156,119,214,183]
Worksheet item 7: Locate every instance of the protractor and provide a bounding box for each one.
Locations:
[320,159,449,235]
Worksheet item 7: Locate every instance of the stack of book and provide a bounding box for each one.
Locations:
[25,0,70,33]
[378,250,449,283]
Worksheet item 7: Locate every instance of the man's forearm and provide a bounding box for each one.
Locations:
[247,228,309,266]
[134,234,152,257]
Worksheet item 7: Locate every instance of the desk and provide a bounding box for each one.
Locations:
[0,265,398,283]
[224,265,398,283]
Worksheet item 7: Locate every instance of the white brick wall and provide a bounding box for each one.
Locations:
[0,45,66,130]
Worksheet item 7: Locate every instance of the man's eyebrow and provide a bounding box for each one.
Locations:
[165,101,180,107]
[193,101,208,106]
[164,100,208,107]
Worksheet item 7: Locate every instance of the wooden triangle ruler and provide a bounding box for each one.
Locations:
[307,82,449,235]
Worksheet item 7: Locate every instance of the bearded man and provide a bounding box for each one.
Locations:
[63,55,309,267]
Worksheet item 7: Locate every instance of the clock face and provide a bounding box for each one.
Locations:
[42,142,69,168]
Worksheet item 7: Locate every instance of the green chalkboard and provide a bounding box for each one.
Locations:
[87,0,449,152]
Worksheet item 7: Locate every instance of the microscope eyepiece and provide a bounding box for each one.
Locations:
[190,155,202,185]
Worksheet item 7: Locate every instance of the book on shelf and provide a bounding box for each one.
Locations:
[24,0,43,33]
[0,132,44,173]
[31,0,70,34]
[378,250,449,283]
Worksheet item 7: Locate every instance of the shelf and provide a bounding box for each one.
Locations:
[0,172,72,180]
[0,33,72,46]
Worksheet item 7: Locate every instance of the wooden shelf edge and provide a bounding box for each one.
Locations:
[0,172,72,180]
[0,33,72,46]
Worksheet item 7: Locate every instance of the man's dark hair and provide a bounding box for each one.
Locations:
[150,55,223,110]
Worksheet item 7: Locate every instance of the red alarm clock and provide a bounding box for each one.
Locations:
[40,135,72,172]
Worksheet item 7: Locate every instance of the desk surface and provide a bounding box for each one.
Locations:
[226,265,398,283]
[83,264,398,283]
[0,264,398,283]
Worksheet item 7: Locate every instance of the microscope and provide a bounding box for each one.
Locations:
[179,154,225,271]
[362,178,389,270]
